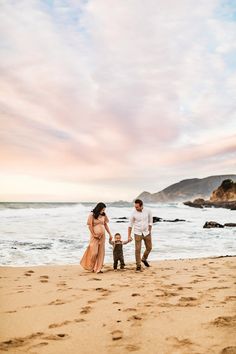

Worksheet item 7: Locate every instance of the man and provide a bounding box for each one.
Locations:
[128,199,153,271]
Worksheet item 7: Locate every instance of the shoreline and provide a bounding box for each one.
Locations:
[1,254,235,269]
[0,256,236,353]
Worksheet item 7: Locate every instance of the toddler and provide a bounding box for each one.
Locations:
[109,233,132,270]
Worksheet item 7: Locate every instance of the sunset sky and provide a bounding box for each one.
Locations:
[1,0,236,202]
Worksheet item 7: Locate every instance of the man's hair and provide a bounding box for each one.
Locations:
[114,232,121,236]
[134,199,143,206]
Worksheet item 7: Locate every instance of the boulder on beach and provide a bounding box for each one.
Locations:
[153,217,186,223]
[153,217,162,223]
[112,216,186,223]
[184,200,204,208]
[203,221,224,228]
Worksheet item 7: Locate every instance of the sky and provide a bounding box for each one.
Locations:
[0,0,236,202]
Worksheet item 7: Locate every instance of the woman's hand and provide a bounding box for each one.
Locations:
[94,232,102,240]
[109,234,113,242]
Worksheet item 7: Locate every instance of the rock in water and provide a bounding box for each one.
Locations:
[203,221,224,228]
[224,223,236,227]
[153,217,162,223]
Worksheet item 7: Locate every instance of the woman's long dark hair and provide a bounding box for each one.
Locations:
[92,202,106,219]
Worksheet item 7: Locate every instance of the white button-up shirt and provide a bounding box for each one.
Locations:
[129,208,153,236]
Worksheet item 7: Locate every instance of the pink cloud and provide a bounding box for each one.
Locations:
[0,0,235,200]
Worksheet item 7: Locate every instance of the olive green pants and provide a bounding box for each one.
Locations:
[134,234,152,267]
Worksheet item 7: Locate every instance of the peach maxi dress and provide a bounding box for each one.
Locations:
[80,213,109,273]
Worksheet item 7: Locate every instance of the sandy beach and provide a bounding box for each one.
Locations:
[0,256,236,354]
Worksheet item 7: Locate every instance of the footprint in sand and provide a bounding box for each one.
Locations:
[40,275,49,283]
[128,315,142,321]
[49,321,71,328]
[177,297,198,307]
[127,314,143,327]
[161,275,170,279]
[220,347,236,354]
[123,308,137,312]
[49,318,86,327]
[95,287,107,291]
[0,332,44,351]
[126,344,141,352]
[0,338,26,350]
[165,291,179,298]
[74,318,85,323]
[43,333,68,340]
[88,278,102,281]
[142,302,154,307]
[211,315,236,327]
[95,288,111,296]
[113,301,123,304]
[29,342,49,349]
[166,336,194,348]
[131,293,140,297]
[24,270,35,276]
[224,296,236,301]
[48,299,66,306]
[111,330,123,340]
[57,281,67,286]
[177,286,184,290]
[80,306,92,314]
[158,302,174,308]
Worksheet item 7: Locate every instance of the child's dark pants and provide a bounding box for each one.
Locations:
[113,243,125,269]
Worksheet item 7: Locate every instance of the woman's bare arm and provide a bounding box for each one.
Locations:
[104,222,112,240]
[87,214,99,238]
[88,224,97,238]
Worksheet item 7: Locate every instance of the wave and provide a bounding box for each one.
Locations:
[0,202,84,210]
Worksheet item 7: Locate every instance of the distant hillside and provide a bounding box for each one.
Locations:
[136,175,236,202]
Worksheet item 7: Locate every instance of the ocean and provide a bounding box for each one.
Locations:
[0,202,235,266]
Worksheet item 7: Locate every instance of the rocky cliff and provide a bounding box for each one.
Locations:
[210,179,236,202]
[136,175,236,203]
[184,179,236,210]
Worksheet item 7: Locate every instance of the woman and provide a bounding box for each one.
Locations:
[80,202,112,273]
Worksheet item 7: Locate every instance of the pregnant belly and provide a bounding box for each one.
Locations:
[94,224,105,236]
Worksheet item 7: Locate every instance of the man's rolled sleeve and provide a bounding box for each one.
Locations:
[128,214,135,228]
